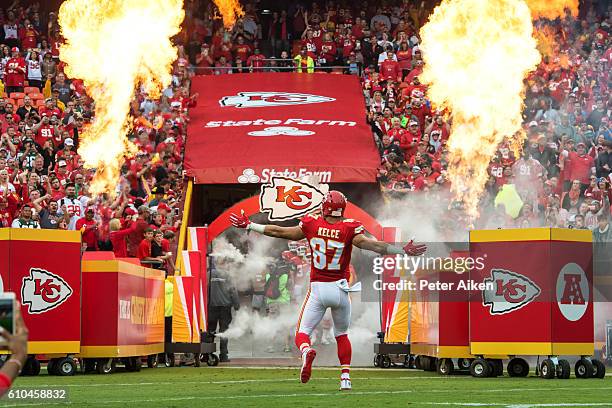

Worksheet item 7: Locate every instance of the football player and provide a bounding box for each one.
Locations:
[230,191,426,390]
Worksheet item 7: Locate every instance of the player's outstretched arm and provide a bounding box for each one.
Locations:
[229,210,305,240]
[352,234,427,256]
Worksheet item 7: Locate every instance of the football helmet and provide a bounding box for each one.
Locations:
[321,190,347,217]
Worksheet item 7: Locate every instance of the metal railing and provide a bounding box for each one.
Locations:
[191,58,362,75]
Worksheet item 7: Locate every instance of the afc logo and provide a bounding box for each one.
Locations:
[482,269,541,315]
[260,176,328,221]
[220,92,335,108]
[556,263,589,321]
[21,268,73,314]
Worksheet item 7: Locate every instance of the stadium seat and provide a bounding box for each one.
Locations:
[9,92,25,100]
[29,93,44,101]
[36,99,46,107]
[24,87,39,94]
[6,98,16,107]
[16,99,25,107]
[1,93,6,98]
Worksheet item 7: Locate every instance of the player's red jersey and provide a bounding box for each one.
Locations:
[299,214,364,283]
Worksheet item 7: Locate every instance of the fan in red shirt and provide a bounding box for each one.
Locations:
[38,99,62,118]
[401,121,422,158]
[19,23,39,50]
[232,36,252,61]
[319,32,337,66]
[379,51,401,83]
[246,48,266,71]
[76,208,99,251]
[4,47,26,93]
[561,142,595,188]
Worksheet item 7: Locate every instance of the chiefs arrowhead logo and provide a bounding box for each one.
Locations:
[220,92,335,108]
[260,177,329,221]
[482,269,540,315]
[21,268,73,314]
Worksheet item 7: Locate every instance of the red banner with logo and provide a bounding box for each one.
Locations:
[185,73,380,184]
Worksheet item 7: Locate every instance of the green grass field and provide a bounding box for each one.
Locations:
[3,366,610,407]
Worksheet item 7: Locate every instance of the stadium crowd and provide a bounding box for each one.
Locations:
[184,0,611,239]
[0,0,611,265]
[0,1,191,269]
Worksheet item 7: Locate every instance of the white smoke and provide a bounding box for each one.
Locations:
[221,307,297,340]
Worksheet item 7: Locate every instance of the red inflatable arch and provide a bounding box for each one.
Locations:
[207,195,384,242]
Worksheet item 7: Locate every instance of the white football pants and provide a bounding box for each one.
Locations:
[296,280,351,337]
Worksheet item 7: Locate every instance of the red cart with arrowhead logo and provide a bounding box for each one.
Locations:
[468,228,604,379]
[0,229,81,375]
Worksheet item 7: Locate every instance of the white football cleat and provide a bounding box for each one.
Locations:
[339,378,352,391]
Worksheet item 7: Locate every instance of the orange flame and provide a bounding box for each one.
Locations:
[525,0,578,19]
[419,0,541,219]
[213,0,244,29]
[58,0,184,196]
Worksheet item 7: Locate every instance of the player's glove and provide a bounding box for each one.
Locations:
[403,240,427,256]
[229,210,250,229]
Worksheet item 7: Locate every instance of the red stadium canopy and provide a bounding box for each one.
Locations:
[184,73,380,184]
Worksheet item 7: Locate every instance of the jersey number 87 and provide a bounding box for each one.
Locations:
[309,238,344,270]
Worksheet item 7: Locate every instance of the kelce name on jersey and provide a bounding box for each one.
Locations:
[317,227,340,239]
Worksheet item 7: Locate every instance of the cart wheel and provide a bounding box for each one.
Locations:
[96,358,116,374]
[437,358,454,375]
[56,357,76,376]
[408,355,416,369]
[126,357,141,372]
[414,355,422,370]
[207,353,220,367]
[147,354,159,368]
[47,358,58,375]
[381,355,392,369]
[427,357,438,372]
[373,354,380,367]
[591,359,606,379]
[507,358,529,377]
[540,359,555,379]
[470,358,491,378]
[83,359,97,374]
[575,358,594,378]
[457,358,471,371]
[165,353,175,367]
[24,358,41,376]
[556,359,571,379]
[403,355,413,369]
[489,360,504,377]
[194,354,201,367]
[20,357,33,376]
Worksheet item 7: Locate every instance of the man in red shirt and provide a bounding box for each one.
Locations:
[76,208,99,251]
[562,142,595,192]
[232,35,252,62]
[246,48,266,72]
[127,205,150,257]
[379,51,401,83]
[4,47,26,94]
[401,120,421,159]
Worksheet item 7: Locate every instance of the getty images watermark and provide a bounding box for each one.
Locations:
[369,252,492,293]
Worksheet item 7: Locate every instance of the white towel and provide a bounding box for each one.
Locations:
[336,279,362,292]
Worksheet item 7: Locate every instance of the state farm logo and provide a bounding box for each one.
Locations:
[260,176,329,221]
[21,268,73,314]
[220,92,335,108]
[248,126,315,137]
[238,168,260,183]
[556,263,589,322]
[482,269,541,315]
